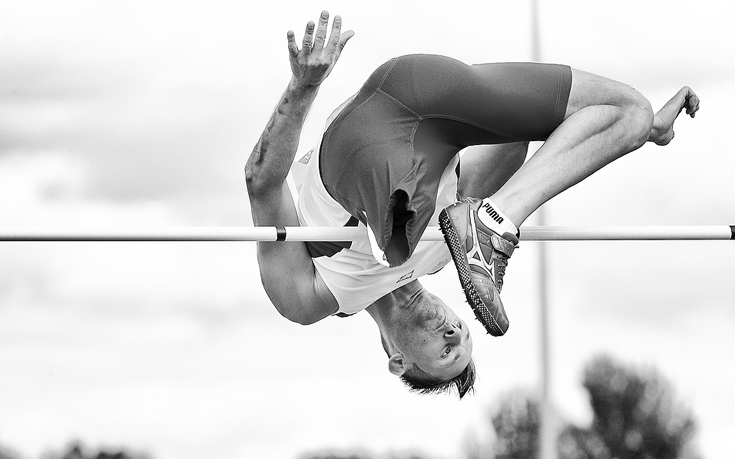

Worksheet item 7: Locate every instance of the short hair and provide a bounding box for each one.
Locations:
[401,360,476,399]
[380,333,476,399]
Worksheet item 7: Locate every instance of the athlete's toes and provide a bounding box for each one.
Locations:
[683,87,700,117]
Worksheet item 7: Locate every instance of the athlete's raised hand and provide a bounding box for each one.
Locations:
[287,11,354,89]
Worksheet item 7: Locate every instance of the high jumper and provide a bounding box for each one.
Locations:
[244,10,700,398]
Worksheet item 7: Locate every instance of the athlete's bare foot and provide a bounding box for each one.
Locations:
[649,86,700,146]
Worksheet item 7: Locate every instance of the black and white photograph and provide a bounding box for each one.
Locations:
[1,1,733,459]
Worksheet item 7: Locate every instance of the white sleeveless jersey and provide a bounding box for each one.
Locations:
[287,103,458,316]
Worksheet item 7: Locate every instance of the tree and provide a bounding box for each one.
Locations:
[491,393,542,459]
[43,441,151,459]
[0,443,20,459]
[471,355,698,459]
[464,390,542,459]
[299,451,432,459]
[576,356,697,459]
[298,453,373,459]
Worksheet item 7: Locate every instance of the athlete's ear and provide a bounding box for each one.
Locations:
[388,353,407,376]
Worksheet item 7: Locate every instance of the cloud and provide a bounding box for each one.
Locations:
[0,2,264,222]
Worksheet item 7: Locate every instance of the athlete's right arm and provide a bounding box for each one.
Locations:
[245,12,353,325]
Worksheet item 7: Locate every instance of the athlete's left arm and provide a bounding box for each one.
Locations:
[245,11,353,325]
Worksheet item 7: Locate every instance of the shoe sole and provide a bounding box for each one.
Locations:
[439,208,506,336]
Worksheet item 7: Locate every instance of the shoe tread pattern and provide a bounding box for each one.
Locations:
[439,208,506,336]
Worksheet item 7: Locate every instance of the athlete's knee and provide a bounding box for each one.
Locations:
[620,89,654,149]
[568,70,654,144]
[597,81,654,150]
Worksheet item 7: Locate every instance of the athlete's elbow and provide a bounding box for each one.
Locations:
[262,278,330,325]
[277,305,322,326]
[271,299,322,326]
[290,313,322,326]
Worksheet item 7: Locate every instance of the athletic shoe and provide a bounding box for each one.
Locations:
[438,198,519,336]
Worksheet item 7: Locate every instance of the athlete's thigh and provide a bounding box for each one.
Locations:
[382,55,572,143]
[564,68,649,119]
[458,143,529,199]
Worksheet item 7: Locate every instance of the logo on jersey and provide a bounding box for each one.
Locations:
[396,270,415,283]
[298,148,314,165]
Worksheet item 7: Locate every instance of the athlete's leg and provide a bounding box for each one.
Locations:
[458,143,529,200]
[488,69,698,228]
[439,69,698,337]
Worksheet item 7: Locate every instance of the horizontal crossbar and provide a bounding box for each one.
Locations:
[0,226,733,242]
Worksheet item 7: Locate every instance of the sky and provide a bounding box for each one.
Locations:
[0,1,734,459]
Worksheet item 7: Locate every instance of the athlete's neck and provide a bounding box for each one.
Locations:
[366,280,423,328]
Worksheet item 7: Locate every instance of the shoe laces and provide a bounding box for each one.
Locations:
[494,255,509,289]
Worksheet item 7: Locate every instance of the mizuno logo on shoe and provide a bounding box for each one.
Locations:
[480,202,504,224]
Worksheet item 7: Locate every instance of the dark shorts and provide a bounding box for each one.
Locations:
[319,54,572,266]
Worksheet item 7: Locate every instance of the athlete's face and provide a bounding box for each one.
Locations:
[391,289,474,382]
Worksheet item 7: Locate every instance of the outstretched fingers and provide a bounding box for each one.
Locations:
[312,10,330,53]
[286,30,299,58]
[302,20,316,55]
[284,11,354,88]
[324,15,354,61]
[288,12,350,60]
